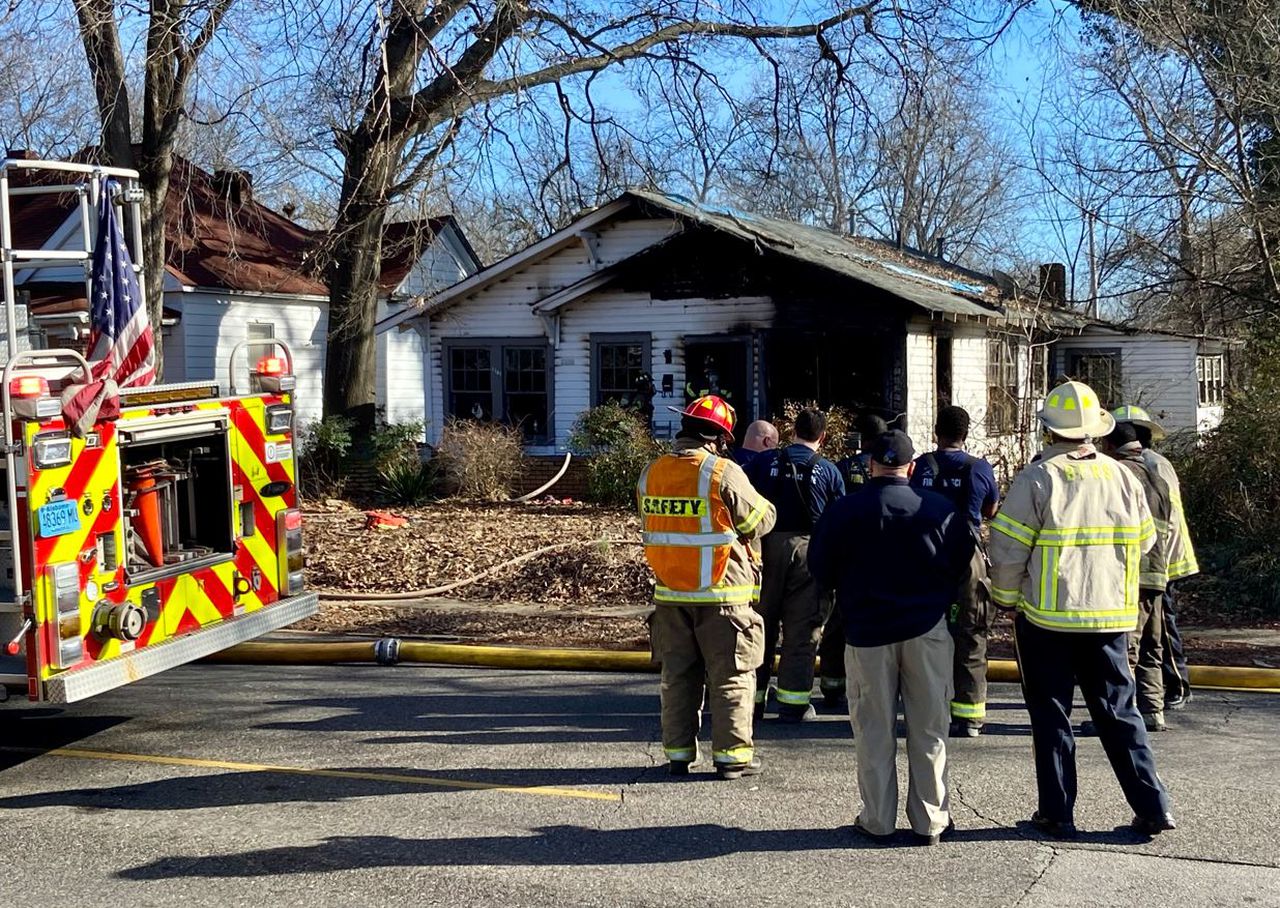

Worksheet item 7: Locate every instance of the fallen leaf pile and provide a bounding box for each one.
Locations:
[304,500,652,603]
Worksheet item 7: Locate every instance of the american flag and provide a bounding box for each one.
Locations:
[86,180,155,386]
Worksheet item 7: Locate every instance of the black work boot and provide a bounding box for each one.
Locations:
[667,760,692,777]
[949,719,982,738]
[776,703,817,723]
[1030,810,1077,839]
[716,756,764,780]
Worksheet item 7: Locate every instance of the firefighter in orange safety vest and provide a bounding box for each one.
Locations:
[638,395,777,780]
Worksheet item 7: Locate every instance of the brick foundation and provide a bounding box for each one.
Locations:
[513,454,591,500]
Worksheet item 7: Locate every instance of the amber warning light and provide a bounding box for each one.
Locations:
[254,356,295,393]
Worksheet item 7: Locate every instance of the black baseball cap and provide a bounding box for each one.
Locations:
[869,430,915,467]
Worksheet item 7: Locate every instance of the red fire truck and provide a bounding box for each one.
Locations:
[0,157,317,705]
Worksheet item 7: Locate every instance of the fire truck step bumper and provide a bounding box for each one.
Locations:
[43,592,320,704]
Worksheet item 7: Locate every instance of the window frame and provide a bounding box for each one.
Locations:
[590,332,652,409]
[1197,354,1225,406]
[1062,347,1123,410]
[442,337,555,444]
[986,333,1021,436]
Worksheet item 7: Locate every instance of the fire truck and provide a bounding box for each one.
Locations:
[0,157,317,705]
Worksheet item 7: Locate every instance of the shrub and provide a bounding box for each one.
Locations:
[378,458,441,505]
[435,419,524,500]
[771,401,858,463]
[570,403,664,506]
[1174,333,1280,618]
[299,415,355,498]
[368,420,425,472]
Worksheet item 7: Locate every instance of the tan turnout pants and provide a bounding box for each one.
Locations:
[1129,591,1166,717]
[847,616,954,837]
[650,603,765,766]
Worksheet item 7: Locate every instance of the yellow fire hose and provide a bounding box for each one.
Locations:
[204,640,1280,691]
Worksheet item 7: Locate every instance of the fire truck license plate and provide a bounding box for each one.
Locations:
[38,500,82,538]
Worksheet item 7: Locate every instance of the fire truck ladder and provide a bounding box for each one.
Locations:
[0,158,146,686]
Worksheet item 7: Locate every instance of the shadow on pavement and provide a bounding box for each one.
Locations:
[0,712,131,771]
[115,821,1063,879]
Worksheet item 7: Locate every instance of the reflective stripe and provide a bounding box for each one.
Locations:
[991,585,1021,607]
[776,688,812,706]
[664,747,696,762]
[642,530,737,547]
[754,690,767,704]
[1035,525,1149,545]
[1125,540,1140,611]
[654,585,760,604]
[950,701,986,720]
[697,453,717,590]
[1020,607,1136,631]
[736,497,769,534]
[1038,546,1058,611]
[712,746,754,765]
[991,512,1035,546]
[1168,556,1199,579]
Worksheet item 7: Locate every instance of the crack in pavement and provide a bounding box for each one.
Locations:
[1054,843,1280,872]
[951,778,1022,833]
[1013,844,1059,907]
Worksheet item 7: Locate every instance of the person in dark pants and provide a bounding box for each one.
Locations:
[746,409,846,721]
[910,406,1000,737]
[990,381,1175,838]
[819,413,889,706]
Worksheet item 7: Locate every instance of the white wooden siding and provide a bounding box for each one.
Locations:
[375,298,428,433]
[395,235,474,299]
[168,292,328,427]
[1055,332,1199,433]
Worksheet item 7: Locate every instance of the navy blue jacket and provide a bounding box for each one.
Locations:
[745,443,846,533]
[808,477,974,647]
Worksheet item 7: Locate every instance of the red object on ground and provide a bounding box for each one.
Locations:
[365,511,408,530]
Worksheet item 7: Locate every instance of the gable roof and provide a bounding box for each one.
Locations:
[10,152,463,299]
[377,190,1004,334]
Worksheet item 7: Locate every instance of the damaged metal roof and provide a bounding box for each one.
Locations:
[626,189,1005,320]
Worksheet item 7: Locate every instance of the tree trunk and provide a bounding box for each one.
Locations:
[323,133,402,428]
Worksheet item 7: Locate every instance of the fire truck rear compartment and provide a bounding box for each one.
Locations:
[119,420,235,577]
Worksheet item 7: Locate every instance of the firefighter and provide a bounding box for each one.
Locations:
[685,355,733,403]
[1111,405,1199,711]
[819,413,888,706]
[639,395,776,779]
[745,409,846,721]
[989,381,1175,838]
[734,420,779,468]
[910,406,1000,738]
[1102,421,1173,732]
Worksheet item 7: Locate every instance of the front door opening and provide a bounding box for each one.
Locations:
[684,338,752,427]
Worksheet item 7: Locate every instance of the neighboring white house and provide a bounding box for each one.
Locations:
[11,155,482,428]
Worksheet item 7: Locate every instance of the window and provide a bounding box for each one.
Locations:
[247,322,275,340]
[1197,354,1225,406]
[986,335,1020,435]
[935,334,953,411]
[591,333,652,408]
[1030,343,1050,398]
[1064,349,1122,409]
[445,340,553,443]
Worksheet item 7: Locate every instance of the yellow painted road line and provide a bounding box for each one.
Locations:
[0,746,620,802]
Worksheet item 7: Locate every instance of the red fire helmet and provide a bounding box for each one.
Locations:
[670,395,737,438]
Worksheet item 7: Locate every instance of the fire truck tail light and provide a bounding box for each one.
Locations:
[10,375,48,397]
[277,508,305,596]
[49,562,83,669]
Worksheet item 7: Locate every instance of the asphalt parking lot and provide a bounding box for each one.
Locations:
[1,662,1277,908]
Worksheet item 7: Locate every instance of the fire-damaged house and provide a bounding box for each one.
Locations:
[377,190,1225,466]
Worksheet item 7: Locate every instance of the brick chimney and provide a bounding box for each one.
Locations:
[1038,263,1067,306]
[212,169,253,206]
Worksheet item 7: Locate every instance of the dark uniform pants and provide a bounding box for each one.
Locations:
[755,532,825,711]
[1014,615,1170,824]
[650,603,765,766]
[1161,582,1191,703]
[817,604,846,700]
[1129,591,1166,717]
[950,548,993,724]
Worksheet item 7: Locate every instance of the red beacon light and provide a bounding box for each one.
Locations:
[8,374,59,419]
[253,355,295,393]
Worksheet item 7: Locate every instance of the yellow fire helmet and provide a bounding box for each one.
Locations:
[1110,404,1167,442]
[1039,380,1116,440]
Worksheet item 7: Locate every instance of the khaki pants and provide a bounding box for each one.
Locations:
[1129,591,1166,717]
[846,616,953,837]
[650,603,765,766]
[950,548,994,723]
[756,532,825,709]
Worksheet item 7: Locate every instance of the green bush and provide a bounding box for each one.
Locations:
[772,401,858,463]
[299,415,355,498]
[368,420,425,472]
[570,403,663,506]
[378,457,441,505]
[435,419,524,500]
[1175,333,1280,618]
